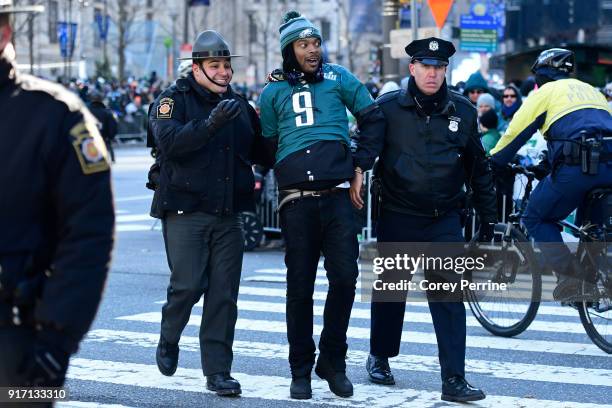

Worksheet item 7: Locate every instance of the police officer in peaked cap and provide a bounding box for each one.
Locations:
[149,29,274,397]
[0,0,115,402]
[366,36,495,402]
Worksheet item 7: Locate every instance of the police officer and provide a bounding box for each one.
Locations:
[366,37,495,402]
[259,11,385,400]
[88,90,118,163]
[490,48,612,301]
[149,30,273,397]
[0,0,115,402]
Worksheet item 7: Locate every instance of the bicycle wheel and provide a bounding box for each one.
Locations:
[465,223,542,337]
[577,244,612,354]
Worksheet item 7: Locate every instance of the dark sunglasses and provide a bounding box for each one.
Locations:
[469,89,484,94]
[503,94,517,99]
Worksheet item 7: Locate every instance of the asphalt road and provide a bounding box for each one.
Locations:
[56,147,611,408]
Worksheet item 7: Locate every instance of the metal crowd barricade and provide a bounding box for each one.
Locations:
[257,170,281,234]
[361,169,375,242]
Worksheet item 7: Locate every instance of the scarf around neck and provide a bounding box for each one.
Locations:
[408,75,448,116]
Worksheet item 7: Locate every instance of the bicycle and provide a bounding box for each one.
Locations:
[464,165,612,354]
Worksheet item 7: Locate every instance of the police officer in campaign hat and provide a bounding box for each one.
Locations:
[149,29,273,397]
[0,0,115,401]
[366,37,496,402]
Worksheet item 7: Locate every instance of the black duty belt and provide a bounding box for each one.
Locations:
[278,187,345,212]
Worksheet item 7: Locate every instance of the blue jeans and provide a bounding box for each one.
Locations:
[280,189,359,376]
[522,163,612,273]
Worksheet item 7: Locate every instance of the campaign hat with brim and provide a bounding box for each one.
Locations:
[0,0,45,14]
[178,30,241,61]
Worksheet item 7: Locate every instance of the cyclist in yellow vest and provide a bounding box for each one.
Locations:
[490,48,612,301]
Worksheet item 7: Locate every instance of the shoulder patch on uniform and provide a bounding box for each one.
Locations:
[70,118,110,175]
[156,97,175,119]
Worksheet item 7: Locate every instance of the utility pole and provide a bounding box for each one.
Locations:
[28,0,35,74]
[183,0,189,44]
[103,0,108,67]
[381,0,399,81]
[411,0,418,42]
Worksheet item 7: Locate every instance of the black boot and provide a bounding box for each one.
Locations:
[156,336,179,376]
[553,260,595,301]
[314,354,353,398]
[206,373,241,397]
[290,376,312,399]
[366,354,395,385]
[441,376,485,402]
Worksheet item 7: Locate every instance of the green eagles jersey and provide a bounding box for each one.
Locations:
[259,63,374,163]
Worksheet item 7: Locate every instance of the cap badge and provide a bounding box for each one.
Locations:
[429,40,439,51]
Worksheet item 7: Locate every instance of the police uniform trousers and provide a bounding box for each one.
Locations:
[522,162,612,274]
[370,208,466,381]
[160,211,244,376]
[280,189,359,377]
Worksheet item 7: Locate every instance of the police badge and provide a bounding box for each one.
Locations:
[429,40,439,51]
[448,120,459,132]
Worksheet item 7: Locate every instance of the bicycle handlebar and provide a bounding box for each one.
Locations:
[508,164,536,180]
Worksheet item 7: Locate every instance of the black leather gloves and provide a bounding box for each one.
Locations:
[20,338,70,387]
[205,99,241,134]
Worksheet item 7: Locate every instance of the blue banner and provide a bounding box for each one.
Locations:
[95,10,110,41]
[57,22,78,58]
[188,0,209,5]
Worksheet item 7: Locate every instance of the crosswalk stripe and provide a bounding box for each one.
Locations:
[154,285,583,317]
[255,267,559,285]
[86,329,612,387]
[116,224,153,232]
[57,402,136,408]
[114,195,153,203]
[243,276,553,300]
[253,264,556,287]
[117,312,607,357]
[116,214,154,223]
[232,299,589,334]
[66,358,612,408]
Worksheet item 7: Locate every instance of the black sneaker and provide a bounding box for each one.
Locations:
[206,373,241,397]
[156,336,179,376]
[366,354,395,385]
[290,376,312,399]
[441,375,485,402]
[314,354,353,398]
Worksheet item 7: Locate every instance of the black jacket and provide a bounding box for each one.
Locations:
[89,101,118,142]
[273,105,386,190]
[149,74,273,217]
[0,49,115,354]
[376,88,497,223]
